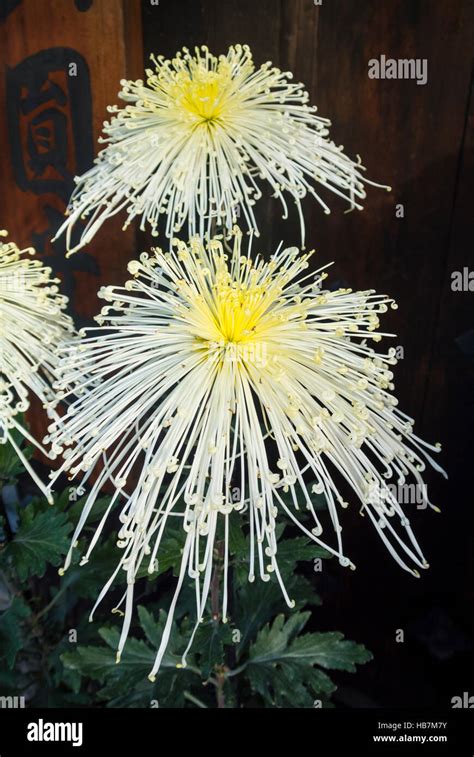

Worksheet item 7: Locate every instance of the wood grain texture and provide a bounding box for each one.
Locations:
[0,0,143,321]
[310,0,474,424]
[0,0,143,446]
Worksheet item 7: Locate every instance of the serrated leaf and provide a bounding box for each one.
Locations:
[284,573,322,609]
[0,596,31,668]
[7,504,72,580]
[273,536,332,578]
[232,578,289,658]
[137,605,163,648]
[191,619,233,678]
[61,635,153,698]
[289,631,373,672]
[61,609,200,708]
[146,526,186,577]
[232,566,321,659]
[246,613,371,707]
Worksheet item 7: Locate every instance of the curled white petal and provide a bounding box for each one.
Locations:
[48,228,444,675]
[0,231,74,500]
[54,44,390,255]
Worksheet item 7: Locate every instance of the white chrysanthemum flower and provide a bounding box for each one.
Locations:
[53,44,389,255]
[46,228,444,678]
[0,231,74,500]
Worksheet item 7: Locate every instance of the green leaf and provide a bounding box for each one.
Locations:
[58,535,124,599]
[284,573,322,609]
[61,631,156,706]
[191,618,233,678]
[64,494,116,528]
[232,578,289,657]
[232,566,321,659]
[137,605,163,648]
[58,519,186,603]
[271,535,332,579]
[64,609,186,683]
[231,518,330,589]
[61,608,201,708]
[138,520,187,578]
[0,596,31,668]
[0,419,33,482]
[289,631,373,672]
[7,503,72,580]
[228,515,248,557]
[246,613,372,707]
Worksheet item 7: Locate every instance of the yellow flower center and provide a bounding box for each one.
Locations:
[171,238,311,370]
[168,66,234,124]
[214,282,262,343]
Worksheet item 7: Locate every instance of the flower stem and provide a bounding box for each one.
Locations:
[210,540,227,707]
[183,691,208,708]
[211,540,225,621]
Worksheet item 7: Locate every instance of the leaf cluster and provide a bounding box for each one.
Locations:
[0,432,371,708]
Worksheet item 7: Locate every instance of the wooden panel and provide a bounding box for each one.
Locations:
[0,0,143,442]
[297,7,473,700]
[422,75,474,436]
[0,0,143,324]
[307,0,474,423]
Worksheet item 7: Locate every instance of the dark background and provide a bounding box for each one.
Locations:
[1,0,473,708]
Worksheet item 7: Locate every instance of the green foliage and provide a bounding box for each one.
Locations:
[0,443,372,708]
[247,613,371,707]
[62,608,201,708]
[0,596,31,669]
[5,503,72,581]
[0,417,33,483]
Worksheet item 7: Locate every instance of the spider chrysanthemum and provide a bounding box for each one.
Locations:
[0,231,74,500]
[54,44,389,255]
[46,228,444,678]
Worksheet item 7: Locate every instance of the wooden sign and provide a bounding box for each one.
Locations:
[0,0,143,322]
[0,0,143,444]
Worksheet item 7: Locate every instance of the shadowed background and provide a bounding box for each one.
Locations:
[0,0,473,707]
